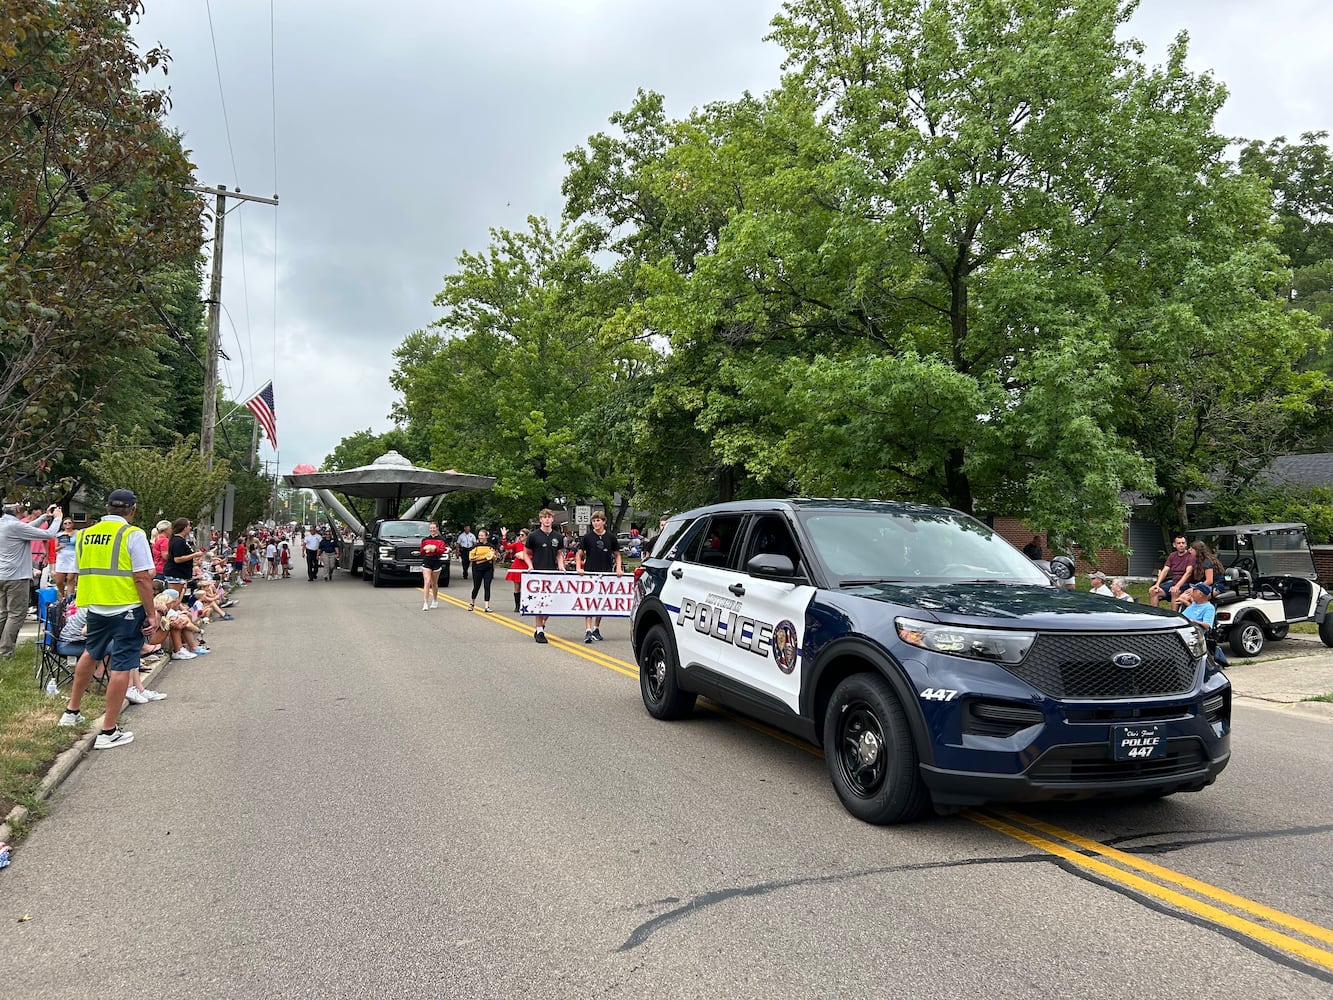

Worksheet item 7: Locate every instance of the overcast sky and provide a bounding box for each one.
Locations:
[131,1,1333,473]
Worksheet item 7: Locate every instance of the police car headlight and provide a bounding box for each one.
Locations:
[1176,625,1206,659]
[895,618,1035,664]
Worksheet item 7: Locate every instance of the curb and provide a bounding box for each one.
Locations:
[0,651,174,845]
[1232,694,1333,722]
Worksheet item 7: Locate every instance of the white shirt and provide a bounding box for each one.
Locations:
[266,543,277,558]
[1090,583,1114,597]
[304,532,322,551]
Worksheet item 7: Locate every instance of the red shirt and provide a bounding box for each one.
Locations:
[234,543,246,563]
[420,537,447,559]
[1164,550,1195,581]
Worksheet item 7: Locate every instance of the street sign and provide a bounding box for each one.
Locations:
[575,504,591,527]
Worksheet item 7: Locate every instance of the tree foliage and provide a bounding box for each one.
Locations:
[1,0,203,492]
[82,428,231,525]
[390,0,1333,549]
[390,217,653,524]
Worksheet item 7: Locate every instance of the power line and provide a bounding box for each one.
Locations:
[203,0,241,185]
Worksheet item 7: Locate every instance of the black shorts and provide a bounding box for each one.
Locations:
[421,557,443,571]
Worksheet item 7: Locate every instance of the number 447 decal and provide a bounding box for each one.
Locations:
[920,688,959,702]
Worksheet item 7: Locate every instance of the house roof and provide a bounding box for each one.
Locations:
[1260,453,1333,488]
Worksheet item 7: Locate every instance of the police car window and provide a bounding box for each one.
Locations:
[743,514,802,575]
[799,510,1049,584]
[681,514,745,568]
[652,518,695,560]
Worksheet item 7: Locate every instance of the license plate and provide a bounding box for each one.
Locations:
[1112,724,1167,761]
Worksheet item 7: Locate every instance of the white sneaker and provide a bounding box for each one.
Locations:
[171,650,197,660]
[142,689,167,701]
[430,601,439,609]
[422,603,430,611]
[93,726,133,749]
[58,710,85,727]
[124,688,149,705]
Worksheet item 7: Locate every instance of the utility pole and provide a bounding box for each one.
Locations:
[189,183,278,545]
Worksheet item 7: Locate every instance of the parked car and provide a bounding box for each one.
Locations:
[1192,522,1333,656]
[631,498,1231,825]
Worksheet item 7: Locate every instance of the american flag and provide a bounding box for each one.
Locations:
[245,381,277,449]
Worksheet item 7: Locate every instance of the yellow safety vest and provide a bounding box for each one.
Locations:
[75,519,143,605]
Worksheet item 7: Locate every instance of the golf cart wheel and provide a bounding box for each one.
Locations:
[1229,621,1265,657]
[1264,622,1289,641]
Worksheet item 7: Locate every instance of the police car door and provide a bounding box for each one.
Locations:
[662,512,748,679]
[714,513,817,713]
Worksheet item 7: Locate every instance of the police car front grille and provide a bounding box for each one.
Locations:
[1007,632,1197,699]
[1028,739,1209,783]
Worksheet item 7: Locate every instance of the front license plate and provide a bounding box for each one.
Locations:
[1112,724,1167,761]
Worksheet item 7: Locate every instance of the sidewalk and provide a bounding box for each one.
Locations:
[1221,631,1333,720]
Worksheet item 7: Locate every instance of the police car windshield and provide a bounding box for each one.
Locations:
[799,509,1050,585]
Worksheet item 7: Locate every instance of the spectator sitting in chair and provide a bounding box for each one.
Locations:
[1088,571,1114,597]
[1181,582,1228,665]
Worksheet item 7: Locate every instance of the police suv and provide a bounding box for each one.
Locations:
[631,499,1231,824]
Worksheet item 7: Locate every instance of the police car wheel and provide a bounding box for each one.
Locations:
[824,673,929,825]
[639,624,696,720]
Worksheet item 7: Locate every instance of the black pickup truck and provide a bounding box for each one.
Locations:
[361,519,450,588]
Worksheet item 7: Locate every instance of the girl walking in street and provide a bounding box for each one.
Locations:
[468,528,499,612]
[419,522,448,610]
[506,532,531,612]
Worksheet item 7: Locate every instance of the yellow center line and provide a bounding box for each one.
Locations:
[428,586,1333,967]
[432,590,641,677]
[992,809,1333,948]
[967,812,1333,971]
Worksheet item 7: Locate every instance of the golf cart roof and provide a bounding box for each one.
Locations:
[1195,523,1308,536]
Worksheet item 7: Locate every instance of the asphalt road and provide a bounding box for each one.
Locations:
[1,570,1330,999]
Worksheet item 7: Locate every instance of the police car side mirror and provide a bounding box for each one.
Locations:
[747,553,795,578]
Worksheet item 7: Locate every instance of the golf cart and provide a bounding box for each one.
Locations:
[1193,523,1333,657]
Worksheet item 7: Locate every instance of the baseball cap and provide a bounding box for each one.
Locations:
[1191,582,1212,596]
[107,488,138,508]
[1089,571,1105,581]
[163,589,180,600]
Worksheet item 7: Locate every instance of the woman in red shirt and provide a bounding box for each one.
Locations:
[506,533,531,613]
[418,522,449,610]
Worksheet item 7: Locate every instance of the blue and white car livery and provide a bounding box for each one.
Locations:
[631,499,1231,825]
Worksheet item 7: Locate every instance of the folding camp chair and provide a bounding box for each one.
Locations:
[34,595,75,692]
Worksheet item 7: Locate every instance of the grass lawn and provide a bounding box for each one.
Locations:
[0,641,104,837]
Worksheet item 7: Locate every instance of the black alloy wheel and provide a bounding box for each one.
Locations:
[823,673,930,825]
[638,624,695,720]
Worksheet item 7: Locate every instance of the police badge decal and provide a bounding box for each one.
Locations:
[771,620,799,674]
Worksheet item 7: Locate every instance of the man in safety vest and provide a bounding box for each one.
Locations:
[58,489,159,749]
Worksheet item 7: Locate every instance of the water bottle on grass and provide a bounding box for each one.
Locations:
[45,678,58,697]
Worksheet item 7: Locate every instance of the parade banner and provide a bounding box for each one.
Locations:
[519,571,635,618]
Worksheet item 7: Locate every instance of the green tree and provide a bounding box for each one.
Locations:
[1,1,202,491]
[82,429,232,525]
[1238,132,1333,396]
[390,217,650,522]
[561,0,1326,548]
[322,426,428,472]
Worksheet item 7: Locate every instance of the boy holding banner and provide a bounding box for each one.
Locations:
[526,508,566,644]
[575,511,622,643]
